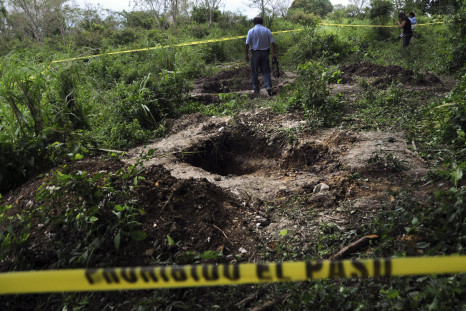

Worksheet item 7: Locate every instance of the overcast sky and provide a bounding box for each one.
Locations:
[73,0,350,18]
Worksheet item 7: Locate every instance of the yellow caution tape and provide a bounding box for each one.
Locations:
[318,21,445,28]
[50,35,249,64]
[1,256,465,294]
[48,21,445,64]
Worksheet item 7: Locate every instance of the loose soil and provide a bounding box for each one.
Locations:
[2,61,441,268]
[0,61,454,310]
[339,62,442,88]
[189,65,297,103]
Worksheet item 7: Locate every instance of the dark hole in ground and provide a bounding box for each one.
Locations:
[177,130,281,176]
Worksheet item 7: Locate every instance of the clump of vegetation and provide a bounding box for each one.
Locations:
[0,0,465,309]
[286,61,342,126]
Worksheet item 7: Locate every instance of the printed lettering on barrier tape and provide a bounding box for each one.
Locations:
[0,256,465,295]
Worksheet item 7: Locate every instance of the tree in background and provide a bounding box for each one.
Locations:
[121,10,157,29]
[134,0,168,29]
[249,0,270,19]
[193,0,223,25]
[0,0,6,34]
[445,0,465,73]
[368,0,393,39]
[8,0,68,43]
[348,0,368,16]
[268,0,293,18]
[191,5,221,24]
[288,0,333,17]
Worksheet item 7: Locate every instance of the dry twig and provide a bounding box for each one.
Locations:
[251,294,290,311]
[234,288,264,308]
[328,234,379,260]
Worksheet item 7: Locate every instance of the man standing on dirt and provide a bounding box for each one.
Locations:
[245,16,277,96]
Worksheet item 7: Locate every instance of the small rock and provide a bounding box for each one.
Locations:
[239,247,248,254]
[218,126,224,132]
[313,183,330,193]
[257,217,268,224]
[145,249,155,256]
[214,176,221,181]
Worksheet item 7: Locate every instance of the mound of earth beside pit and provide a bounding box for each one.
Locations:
[125,108,430,262]
[340,62,441,87]
[0,158,256,272]
[1,60,457,310]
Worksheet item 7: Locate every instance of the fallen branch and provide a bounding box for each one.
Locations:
[251,294,289,311]
[328,234,379,261]
[89,147,126,154]
[404,149,427,164]
[235,288,264,308]
[213,224,231,243]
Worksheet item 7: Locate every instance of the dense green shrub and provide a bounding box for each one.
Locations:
[287,61,342,126]
[284,27,350,64]
[447,11,466,73]
[288,0,333,17]
[105,28,141,46]
[430,74,466,150]
[286,9,320,26]
[84,70,188,149]
[122,11,158,30]
[368,0,394,40]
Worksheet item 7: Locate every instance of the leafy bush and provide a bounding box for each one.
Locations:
[287,61,342,126]
[430,74,466,150]
[0,57,86,193]
[84,70,188,149]
[368,0,394,40]
[287,9,320,26]
[447,12,465,73]
[284,27,350,64]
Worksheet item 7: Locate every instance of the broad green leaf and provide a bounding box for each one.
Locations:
[114,231,121,251]
[167,234,175,246]
[130,230,147,241]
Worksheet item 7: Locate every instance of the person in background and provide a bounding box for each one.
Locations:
[398,13,413,50]
[245,16,277,96]
[409,12,417,44]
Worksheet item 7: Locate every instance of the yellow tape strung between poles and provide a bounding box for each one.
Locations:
[1,256,465,294]
[49,21,445,64]
[319,21,445,27]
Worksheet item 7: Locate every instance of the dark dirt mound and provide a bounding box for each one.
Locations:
[340,62,441,87]
[196,67,253,93]
[135,165,255,259]
[192,66,284,93]
[0,157,255,272]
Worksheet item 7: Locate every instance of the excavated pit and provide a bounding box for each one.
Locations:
[175,127,335,179]
[176,130,282,176]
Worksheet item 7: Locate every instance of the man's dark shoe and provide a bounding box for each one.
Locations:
[266,88,272,96]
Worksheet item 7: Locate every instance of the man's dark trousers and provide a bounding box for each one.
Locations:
[251,50,272,94]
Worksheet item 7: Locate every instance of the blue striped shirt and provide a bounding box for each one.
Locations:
[245,24,274,51]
